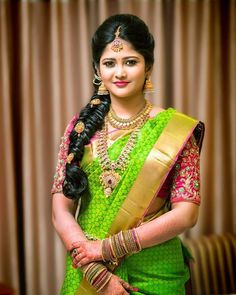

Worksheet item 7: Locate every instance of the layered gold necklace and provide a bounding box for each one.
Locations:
[97,100,153,197]
[108,100,152,130]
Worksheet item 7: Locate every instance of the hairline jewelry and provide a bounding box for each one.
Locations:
[111,26,123,52]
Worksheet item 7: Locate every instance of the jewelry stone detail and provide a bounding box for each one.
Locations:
[111,26,123,52]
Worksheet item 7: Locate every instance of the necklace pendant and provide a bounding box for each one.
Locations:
[100,170,121,197]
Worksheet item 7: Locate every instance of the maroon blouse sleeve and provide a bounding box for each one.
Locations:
[170,134,201,205]
[51,115,78,194]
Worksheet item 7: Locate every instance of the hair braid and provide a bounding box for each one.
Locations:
[63,94,111,200]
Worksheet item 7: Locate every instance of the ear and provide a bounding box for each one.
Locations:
[145,65,153,78]
[95,66,101,77]
[93,62,100,76]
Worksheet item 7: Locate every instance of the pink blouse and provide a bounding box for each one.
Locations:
[51,115,78,194]
[158,134,200,205]
[51,119,201,205]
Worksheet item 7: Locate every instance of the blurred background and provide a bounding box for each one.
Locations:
[0,0,235,294]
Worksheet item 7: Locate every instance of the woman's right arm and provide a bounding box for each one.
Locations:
[52,193,87,251]
[52,194,137,294]
[51,115,88,251]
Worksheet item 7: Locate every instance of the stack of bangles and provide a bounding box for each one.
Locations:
[75,229,141,292]
[101,229,142,264]
[82,262,112,292]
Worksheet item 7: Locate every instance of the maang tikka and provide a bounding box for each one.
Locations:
[111,26,123,52]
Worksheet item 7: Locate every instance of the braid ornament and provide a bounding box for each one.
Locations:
[63,95,111,200]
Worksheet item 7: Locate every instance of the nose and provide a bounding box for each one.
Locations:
[115,65,127,79]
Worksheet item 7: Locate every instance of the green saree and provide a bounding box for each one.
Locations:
[60,108,197,295]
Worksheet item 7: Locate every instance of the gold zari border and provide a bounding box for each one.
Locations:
[108,112,198,234]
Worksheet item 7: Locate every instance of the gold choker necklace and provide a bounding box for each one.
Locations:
[108,100,153,130]
[97,108,151,197]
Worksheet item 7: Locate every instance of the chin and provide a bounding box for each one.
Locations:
[109,89,141,99]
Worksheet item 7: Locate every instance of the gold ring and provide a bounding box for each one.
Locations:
[72,248,78,255]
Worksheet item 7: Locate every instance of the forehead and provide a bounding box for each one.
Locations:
[100,39,144,61]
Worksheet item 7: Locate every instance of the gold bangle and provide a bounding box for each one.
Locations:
[96,272,112,292]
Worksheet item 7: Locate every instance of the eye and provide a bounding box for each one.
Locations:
[103,61,115,68]
[126,59,138,66]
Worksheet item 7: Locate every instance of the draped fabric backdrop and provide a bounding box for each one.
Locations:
[0,1,235,294]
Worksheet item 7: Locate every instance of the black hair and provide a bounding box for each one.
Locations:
[92,14,155,71]
[63,14,155,200]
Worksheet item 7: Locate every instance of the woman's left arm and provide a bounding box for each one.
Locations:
[137,133,200,248]
[136,202,199,249]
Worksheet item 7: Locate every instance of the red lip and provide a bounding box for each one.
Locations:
[113,81,129,87]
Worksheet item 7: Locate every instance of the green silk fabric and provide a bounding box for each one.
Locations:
[60,108,189,294]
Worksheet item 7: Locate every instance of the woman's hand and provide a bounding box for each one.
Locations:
[98,274,139,295]
[71,240,103,267]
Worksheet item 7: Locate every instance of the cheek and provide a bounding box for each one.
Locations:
[99,69,113,81]
[136,71,146,84]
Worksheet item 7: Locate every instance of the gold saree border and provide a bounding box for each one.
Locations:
[77,112,198,294]
[108,112,198,234]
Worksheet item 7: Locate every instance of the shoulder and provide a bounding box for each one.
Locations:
[63,114,79,135]
[149,105,165,118]
[149,105,205,151]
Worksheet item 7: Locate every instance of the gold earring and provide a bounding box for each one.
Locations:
[143,77,154,93]
[93,73,101,86]
[97,82,109,95]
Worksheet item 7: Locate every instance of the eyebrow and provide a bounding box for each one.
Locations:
[101,56,140,62]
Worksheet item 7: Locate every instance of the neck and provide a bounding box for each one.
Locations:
[110,95,146,119]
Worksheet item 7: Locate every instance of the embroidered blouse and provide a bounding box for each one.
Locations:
[51,118,201,205]
[158,134,200,205]
[51,115,78,194]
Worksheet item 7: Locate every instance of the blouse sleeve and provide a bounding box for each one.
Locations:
[170,134,201,205]
[51,115,78,194]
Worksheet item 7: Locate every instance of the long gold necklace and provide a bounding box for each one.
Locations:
[108,100,152,130]
[97,103,152,197]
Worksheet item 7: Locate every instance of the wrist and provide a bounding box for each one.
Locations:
[101,228,142,263]
[82,262,112,292]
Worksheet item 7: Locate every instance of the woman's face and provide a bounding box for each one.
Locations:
[98,39,149,101]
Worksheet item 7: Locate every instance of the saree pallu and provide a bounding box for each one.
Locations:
[60,108,198,295]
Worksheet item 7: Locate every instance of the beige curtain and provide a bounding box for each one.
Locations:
[0,1,235,294]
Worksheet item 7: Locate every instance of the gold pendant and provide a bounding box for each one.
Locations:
[100,170,121,197]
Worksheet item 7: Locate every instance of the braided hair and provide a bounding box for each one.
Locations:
[63,14,155,200]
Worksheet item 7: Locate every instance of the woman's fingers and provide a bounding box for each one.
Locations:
[71,245,86,265]
[98,275,132,295]
[72,249,97,267]
[70,244,81,258]
[119,279,139,292]
[75,252,85,261]
[71,240,102,265]
[72,256,88,268]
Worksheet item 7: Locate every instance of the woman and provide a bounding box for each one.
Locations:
[52,14,204,295]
